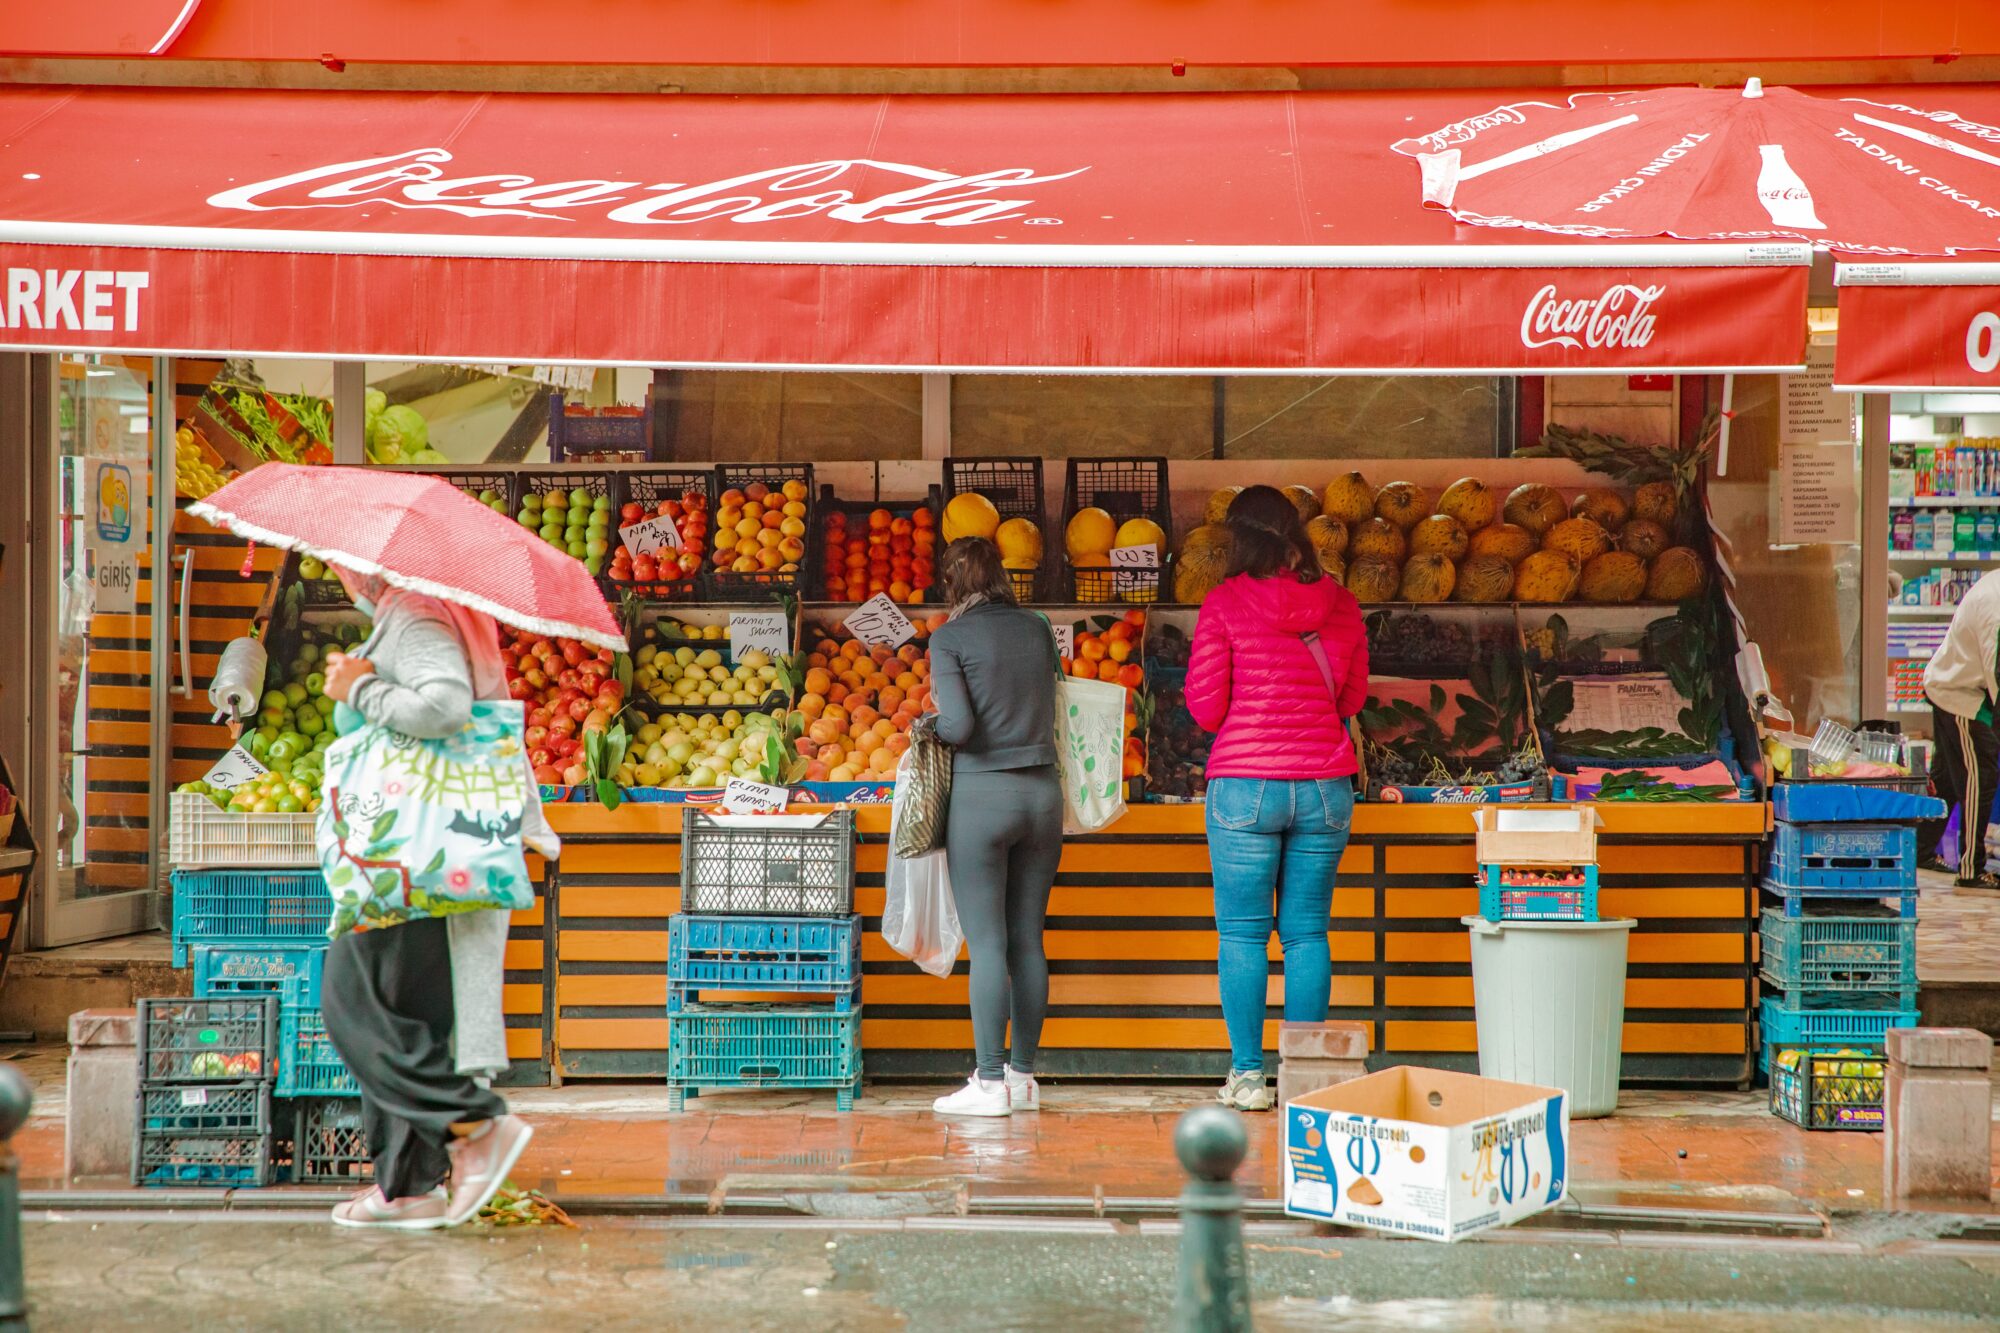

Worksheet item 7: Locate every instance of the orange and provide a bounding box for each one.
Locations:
[1079,638,1107,662]
[1107,639,1133,663]
[1096,659,1121,682]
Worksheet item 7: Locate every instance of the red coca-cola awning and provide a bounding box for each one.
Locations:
[0,85,1810,372]
[1834,261,2000,390]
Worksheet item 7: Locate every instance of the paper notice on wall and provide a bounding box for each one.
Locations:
[1779,340,1854,444]
[1776,441,1858,545]
[1564,675,1687,735]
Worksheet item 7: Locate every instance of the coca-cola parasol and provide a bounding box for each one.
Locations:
[189,464,627,652]
[1393,79,2000,257]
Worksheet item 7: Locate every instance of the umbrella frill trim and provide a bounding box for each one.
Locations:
[185,500,629,654]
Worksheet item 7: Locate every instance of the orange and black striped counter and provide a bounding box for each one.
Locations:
[540,800,1765,1086]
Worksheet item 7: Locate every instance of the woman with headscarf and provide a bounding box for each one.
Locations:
[316,564,545,1229]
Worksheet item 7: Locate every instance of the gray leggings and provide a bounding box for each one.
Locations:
[944,764,1064,1080]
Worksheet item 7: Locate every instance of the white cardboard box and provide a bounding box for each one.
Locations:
[1282,1066,1570,1242]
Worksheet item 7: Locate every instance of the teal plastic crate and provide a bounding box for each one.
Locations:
[1758,908,1917,994]
[277,1006,359,1097]
[170,869,331,967]
[191,943,325,1009]
[667,1003,860,1111]
[668,913,862,1012]
[1478,864,1598,922]
[1757,996,1917,1072]
[1766,821,1916,891]
[133,1081,275,1187]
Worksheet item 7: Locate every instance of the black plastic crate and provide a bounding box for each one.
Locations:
[133,1081,275,1187]
[281,548,352,607]
[379,465,519,517]
[138,995,278,1083]
[603,467,716,601]
[1061,457,1172,604]
[707,464,816,599]
[944,457,1047,601]
[681,808,856,916]
[1768,1046,1887,1132]
[291,1095,373,1185]
[812,483,943,604]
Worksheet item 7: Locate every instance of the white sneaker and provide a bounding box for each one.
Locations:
[1218,1070,1273,1112]
[932,1075,1012,1117]
[1004,1066,1040,1112]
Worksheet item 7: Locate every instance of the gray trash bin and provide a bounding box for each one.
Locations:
[1462,915,1636,1118]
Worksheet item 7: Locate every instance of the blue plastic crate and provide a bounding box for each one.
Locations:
[1765,822,1916,891]
[1762,880,1919,919]
[277,1005,360,1097]
[133,1081,274,1187]
[667,1003,861,1111]
[1757,996,1918,1072]
[1759,909,1918,994]
[191,943,325,1009]
[1770,782,1943,825]
[1478,864,1598,922]
[170,869,330,967]
[667,913,862,1010]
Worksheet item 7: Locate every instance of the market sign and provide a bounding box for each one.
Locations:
[1834,263,2000,391]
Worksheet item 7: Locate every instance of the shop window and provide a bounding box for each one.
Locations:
[364,364,654,465]
[950,375,1212,458]
[1221,376,1511,459]
[657,371,923,462]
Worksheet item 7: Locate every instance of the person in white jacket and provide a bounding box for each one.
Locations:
[1921,567,2000,889]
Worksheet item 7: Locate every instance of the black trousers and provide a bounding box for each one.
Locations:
[1921,705,1999,883]
[320,917,507,1198]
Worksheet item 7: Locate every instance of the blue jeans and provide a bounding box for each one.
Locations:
[1205,776,1355,1073]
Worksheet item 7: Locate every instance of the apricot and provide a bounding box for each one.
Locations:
[804,667,833,695]
[888,733,911,755]
[868,747,896,773]
[1096,659,1121,682]
[1079,638,1107,662]
[827,682,850,704]
[830,764,857,783]
[851,705,881,731]
[808,719,843,746]
[796,693,826,720]
[805,760,831,781]
[824,703,849,725]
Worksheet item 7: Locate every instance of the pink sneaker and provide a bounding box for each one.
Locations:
[331,1185,449,1230]
[445,1114,534,1225]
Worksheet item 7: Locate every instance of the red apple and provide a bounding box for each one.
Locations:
[533,764,564,785]
[561,641,586,667]
[568,697,593,722]
[524,724,549,749]
[549,715,578,738]
[620,501,644,524]
[523,668,547,690]
[527,705,552,728]
[529,746,552,768]
[562,763,587,785]
[507,677,533,701]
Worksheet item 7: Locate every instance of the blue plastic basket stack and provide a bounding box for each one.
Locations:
[170,866,363,1182]
[1759,767,1943,1095]
[667,809,862,1113]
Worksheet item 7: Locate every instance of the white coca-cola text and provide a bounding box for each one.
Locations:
[206,149,1085,229]
[1519,283,1664,351]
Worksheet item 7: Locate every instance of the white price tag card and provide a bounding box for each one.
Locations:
[202,744,268,792]
[843,593,916,648]
[721,777,790,815]
[180,1087,210,1107]
[729,612,791,659]
[618,514,682,556]
[1109,544,1160,570]
[1051,622,1075,660]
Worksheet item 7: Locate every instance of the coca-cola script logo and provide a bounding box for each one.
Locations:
[1391,108,1529,157]
[1519,283,1664,351]
[206,149,1086,229]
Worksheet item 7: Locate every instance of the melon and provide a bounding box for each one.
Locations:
[1408,515,1469,562]
[1114,516,1167,554]
[1175,536,1228,603]
[1321,472,1376,524]
[1436,477,1500,532]
[1344,556,1402,603]
[1618,518,1671,561]
[1398,554,1457,603]
[1632,480,1679,527]
[1513,549,1581,603]
[1305,515,1349,561]
[1504,483,1568,535]
[1317,553,1347,584]
[1543,516,1613,564]
[1065,506,1118,558]
[1467,523,1538,565]
[1349,517,1408,563]
[1578,551,1648,603]
[1570,487,1630,532]
[1453,554,1517,602]
[1281,484,1322,522]
[942,491,1002,543]
[1646,546,1708,601]
[995,517,1043,566]
[1374,481,1433,530]
[1204,486,1243,525]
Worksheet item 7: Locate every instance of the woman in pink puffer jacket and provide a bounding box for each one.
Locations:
[1184,485,1368,1111]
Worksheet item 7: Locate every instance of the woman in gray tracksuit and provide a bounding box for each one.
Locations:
[926,537,1063,1117]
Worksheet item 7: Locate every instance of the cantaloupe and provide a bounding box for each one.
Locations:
[1646,546,1707,600]
[1204,486,1243,525]
[1282,484,1322,522]
[1504,483,1568,535]
[1344,556,1401,602]
[1408,515,1469,562]
[1398,554,1456,603]
[1175,528,1229,602]
[995,517,1043,566]
[1467,523,1538,565]
[1513,549,1580,602]
[1114,516,1166,554]
[1453,554,1517,602]
[1579,551,1647,602]
[1349,517,1407,563]
[1436,477,1499,532]
[1632,481,1678,528]
[1374,481,1432,530]
[1618,518,1671,561]
[1543,516,1613,564]
[1321,472,1376,524]
[1570,487,1630,532]
[943,491,1002,543]
[1317,553,1347,584]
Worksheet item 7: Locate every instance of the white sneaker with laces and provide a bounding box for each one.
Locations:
[932,1075,1012,1117]
[1217,1070,1273,1112]
[1004,1066,1040,1112]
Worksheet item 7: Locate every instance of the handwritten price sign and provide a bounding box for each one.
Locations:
[1110,543,1160,595]
[1051,622,1075,660]
[721,777,790,815]
[202,744,268,792]
[729,612,791,659]
[617,514,682,557]
[843,593,916,648]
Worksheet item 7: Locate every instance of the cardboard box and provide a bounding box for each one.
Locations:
[1282,1066,1570,1242]
[1472,803,1602,867]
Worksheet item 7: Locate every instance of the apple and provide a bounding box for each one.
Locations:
[568,697,594,722]
[524,667,547,690]
[562,641,587,667]
[529,746,553,769]
[621,502,644,524]
[549,714,578,737]
[534,764,564,785]
[562,763,587,785]
[507,677,534,701]
[524,725,549,749]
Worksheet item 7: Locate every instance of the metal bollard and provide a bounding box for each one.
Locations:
[0,1063,31,1327]
[1171,1105,1252,1333]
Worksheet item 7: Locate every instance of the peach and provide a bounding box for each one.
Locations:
[878,687,905,713]
[808,719,843,746]
[827,682,850,704]
[850,705,881,731]
[805,759,831,782]
[887,733,911,755]
[796,693,826,720]
[868,747,896,772]
[894,671,918,691]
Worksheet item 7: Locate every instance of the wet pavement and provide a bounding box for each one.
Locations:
[21,1216,2000,1330]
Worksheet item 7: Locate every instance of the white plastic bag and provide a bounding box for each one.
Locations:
[882,779,964,979]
